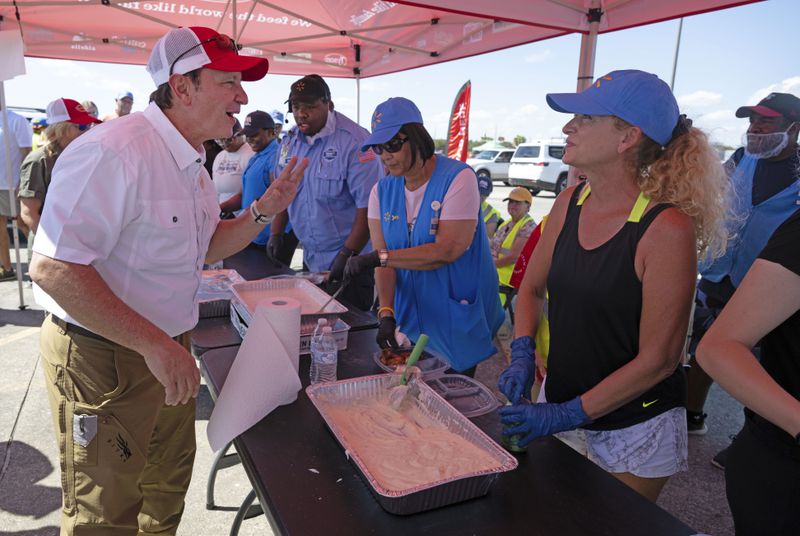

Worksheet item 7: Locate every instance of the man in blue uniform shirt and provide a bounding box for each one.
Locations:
[269,74,382,309]
[225,110,279,252]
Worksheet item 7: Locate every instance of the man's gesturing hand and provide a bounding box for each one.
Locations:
[143,339,201,405]
[256,156,309,217]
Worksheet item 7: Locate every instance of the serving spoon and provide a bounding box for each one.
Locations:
[388,334,429,409]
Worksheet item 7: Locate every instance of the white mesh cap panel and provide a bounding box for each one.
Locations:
[147,28,210,86]
[46,99,70,124]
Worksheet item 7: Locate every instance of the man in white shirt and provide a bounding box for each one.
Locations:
[212,118,253,209]
[29,27,307,535]
[0,107,33,281]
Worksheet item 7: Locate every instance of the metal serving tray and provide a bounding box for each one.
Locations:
[306,374,517,515]
[229,296,350,354]
[230,278,347,332]
[197,269,246,318]
[372,348,450,380]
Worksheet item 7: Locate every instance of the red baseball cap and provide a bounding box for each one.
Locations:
[147,26,269,86]
[46,98,103,125]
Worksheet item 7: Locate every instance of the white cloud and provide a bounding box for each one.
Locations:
[677,90,722,108]
[524,49,551,63]
[520,104,538,115]
[747,76,800,105]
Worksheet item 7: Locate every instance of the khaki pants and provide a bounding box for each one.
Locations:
[40,316,196,535]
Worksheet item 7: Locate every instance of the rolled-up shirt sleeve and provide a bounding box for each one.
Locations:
[33,141,136,266]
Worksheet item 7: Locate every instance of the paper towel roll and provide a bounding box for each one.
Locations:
[207,295,303,452]
[255,297,302,373]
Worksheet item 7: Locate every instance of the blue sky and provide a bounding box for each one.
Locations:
[5,0,798,147]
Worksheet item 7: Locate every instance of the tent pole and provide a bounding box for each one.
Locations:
[569,2,601,187]
[0,83,27,310]
[232,0,238,41]
[356,75,361,125]
[670,18,684,91]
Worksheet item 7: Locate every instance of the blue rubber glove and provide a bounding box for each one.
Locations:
[499,396,592,447]
[497,336,536,404]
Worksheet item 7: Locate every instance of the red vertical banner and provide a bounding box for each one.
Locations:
[446,80,471,162]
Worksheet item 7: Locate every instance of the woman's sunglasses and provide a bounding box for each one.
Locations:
[372,136,409,155]
[169,34,239,76]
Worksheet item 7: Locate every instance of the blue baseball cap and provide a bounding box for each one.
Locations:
[361,97,424,151]
[117,91,134,101]
[270,109,285,124]
[31,115,48,128]
[477,175,492,197]
[546,70,679,146]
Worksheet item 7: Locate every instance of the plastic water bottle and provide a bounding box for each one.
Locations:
[312,318,328,340]
[310,325,337,384]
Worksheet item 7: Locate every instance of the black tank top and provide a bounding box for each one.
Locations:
[545,186,686,431]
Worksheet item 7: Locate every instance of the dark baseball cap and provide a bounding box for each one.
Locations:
[237,111,275,137]
[735,92,800,121]
[287,74,331,104]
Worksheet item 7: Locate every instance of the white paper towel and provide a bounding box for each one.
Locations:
[207,297,302,452]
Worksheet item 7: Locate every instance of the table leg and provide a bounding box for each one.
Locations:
[206,441,242,509]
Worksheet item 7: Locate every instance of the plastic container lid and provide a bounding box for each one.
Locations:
[373,347,450,380]
[427,375,501,418]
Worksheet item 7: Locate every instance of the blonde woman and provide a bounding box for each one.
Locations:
[498,70,728,501]
[19,98,100,233]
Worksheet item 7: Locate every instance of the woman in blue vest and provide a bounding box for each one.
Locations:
[498,70,730,501]
[343,97,504,374]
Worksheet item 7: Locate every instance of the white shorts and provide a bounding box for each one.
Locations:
[539,377,688,478]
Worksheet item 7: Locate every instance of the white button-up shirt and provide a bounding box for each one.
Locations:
[33,103,220,337]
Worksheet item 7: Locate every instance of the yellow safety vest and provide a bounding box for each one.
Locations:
[497,214,533,289]
[481,200,502,228]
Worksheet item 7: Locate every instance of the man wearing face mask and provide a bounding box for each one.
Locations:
[686,92,800,465]
[270,74,382,309]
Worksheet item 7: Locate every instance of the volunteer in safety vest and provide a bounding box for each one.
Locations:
[491,186,536,304]
[342,97,504,374]
[478,174,502,237]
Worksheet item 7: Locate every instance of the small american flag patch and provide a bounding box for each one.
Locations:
[358,148,376,163]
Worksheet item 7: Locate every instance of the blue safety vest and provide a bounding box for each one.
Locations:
[702,155,800,286]
[378,156,504,372]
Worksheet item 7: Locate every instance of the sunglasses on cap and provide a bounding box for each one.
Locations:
[371,136,409,155]
[169,34,240,76]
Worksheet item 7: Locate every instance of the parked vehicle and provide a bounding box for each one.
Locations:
[466,149,516,184]
[508,140,569,195]
[8,106,46,122]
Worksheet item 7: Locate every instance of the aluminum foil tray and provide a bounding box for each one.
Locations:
[306,374,517,515]
[198,269,245,318]
[372,348,450,380]
[230,278,347,332]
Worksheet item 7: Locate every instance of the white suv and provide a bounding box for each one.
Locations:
[508,140,569,195]
[467,149,516,184]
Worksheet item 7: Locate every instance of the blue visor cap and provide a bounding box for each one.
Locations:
[361,97,424,151]
[546,70,679,146]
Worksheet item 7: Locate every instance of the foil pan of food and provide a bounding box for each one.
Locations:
[372,346,450,380]
[230,278,347,332]
[198,269,246,318]
[306,374,517,515]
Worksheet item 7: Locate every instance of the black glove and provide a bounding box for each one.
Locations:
[266,234,284,264]
[376,315,399,349]
[344,250,380,283]
[329,247,354,283]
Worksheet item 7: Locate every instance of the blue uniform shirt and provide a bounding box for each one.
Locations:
[241,140,278,245]
[275,111,381,271]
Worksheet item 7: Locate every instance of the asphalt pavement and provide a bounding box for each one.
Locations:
[0,189,741,535]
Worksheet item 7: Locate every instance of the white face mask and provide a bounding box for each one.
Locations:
[744,123,796,159]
